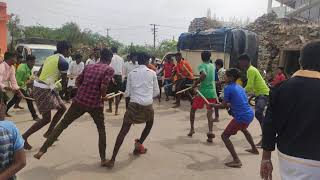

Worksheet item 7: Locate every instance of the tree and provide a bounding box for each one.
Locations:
[7,14,24,50]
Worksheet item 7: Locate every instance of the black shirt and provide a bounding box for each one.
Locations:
[262,76,320,161]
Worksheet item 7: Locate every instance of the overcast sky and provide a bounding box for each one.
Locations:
[4,0,275,45]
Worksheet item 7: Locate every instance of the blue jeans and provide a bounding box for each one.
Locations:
[164,79,173,97]
[255,95,268,128]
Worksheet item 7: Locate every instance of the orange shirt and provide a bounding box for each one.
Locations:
[175,60,194,80]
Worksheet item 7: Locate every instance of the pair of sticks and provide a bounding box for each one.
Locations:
[102,91,124,101]
[176,86,220,105]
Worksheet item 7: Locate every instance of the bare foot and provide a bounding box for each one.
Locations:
[225,160,242,168]
[172,104,181,108]
[14,105,24,109]
[213,118,220,122]
[106,109,112,113]
[34,151,45,159]
[5,113,12,117]
[104,160,115,169]
[24,140,32,150]
[43,132,51,138]
[115,111,119,116]
[100,159,108,167]
[245,149,259,155]
[187,130,195,137]
[206,133,215,143]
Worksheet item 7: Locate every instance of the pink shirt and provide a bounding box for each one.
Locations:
[0,61,19,90]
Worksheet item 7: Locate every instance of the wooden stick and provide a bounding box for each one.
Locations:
[106,93,115,97]
[196,90,210,105]
[163,83,174,88]
[176,87,193,94]
[23,96,35,101]
[105,92,124,100]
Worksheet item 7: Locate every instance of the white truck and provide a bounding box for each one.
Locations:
[15,38,57,75]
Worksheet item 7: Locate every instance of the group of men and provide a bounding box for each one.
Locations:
[1,38,320,179]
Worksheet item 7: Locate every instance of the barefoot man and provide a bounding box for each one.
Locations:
[105,52,160,169]
[211,68,258,168]
[188,51,217,143]
[22,41,71,150]
[34,48,114,167]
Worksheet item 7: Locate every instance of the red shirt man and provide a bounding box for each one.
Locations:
[271,67,286,87]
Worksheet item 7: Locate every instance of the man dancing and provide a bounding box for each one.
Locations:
[188,51,217,143]
[34,48,114,167]
[22,41,71,150]
[105,52,160,169]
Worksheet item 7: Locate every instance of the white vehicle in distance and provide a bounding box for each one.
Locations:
[15,38,57,76]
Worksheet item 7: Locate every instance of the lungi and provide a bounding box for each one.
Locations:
[124,102,154,124]
[32,86,64,114]
[279,151,320,180]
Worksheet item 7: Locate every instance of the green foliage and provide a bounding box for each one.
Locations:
[8,14,177,59]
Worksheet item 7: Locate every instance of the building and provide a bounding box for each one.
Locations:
[188,17,210,32]
[268,0,320,22]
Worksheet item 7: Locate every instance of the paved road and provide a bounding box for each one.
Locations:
[9,99,280,180]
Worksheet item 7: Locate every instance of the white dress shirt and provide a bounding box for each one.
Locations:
[110,54,124,76]
[125,65,160,106]
[67,61,84,87]
[123,61,139,78]
[86,58,96,65]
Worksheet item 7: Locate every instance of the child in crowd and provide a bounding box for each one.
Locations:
[210,68,259,168]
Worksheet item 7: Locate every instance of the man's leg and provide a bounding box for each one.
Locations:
[173,79,183,107]
[254,96,268,146]
[13,96,23,109]
[138,120,154,144]
[206,108,215,142]
[242,129,259,154]
[34,103,85,159]
[188,108,196,137]
[106,121,132,168]
[214,107,220,122]
[6,93,20,114]
[107,99,113,113]
[64,86,72,102]
[43,103,67,138]
[23,111,52,150]
[221,132,242,168]
[88,108,107,165]
[115,96,120,115]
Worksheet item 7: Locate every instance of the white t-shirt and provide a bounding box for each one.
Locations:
[110,54,124,76]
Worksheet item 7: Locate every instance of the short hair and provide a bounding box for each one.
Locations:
[17,54,23,59]
[226,68,241,80]
[4,52,16,61]
[26,55,36,62]
[100,48,113,61]
[201,51,211,61]
[278,66,284,71]
[238,54,251,62]
[56,41,72,54]
[136,52,150,65]
[300,40,320,71]
[111,47,118,53]
[74,53,82,60]
[215,59,224,67]
[175,52,182,57]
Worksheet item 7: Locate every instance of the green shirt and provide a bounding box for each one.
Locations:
[15,63,32,90]
[198,62,217,99]
[245,66,269,96]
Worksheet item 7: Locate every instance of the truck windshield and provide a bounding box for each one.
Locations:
[31,49,55,66]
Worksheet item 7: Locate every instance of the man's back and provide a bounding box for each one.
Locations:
[198,62,216,99]
[110,54,124,75]
[125,65,159,106]
[245,66,269,95]
[74,63,114,109]
[267,76,320,161]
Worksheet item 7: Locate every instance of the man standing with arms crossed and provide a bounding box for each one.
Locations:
[238,54,269,147]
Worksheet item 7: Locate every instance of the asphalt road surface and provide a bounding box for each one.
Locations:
[9,99,280,180]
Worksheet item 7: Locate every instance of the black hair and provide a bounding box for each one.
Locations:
[74,53,82,60]
[201,51,211,62]
[136,52,150,65]
[238,54,251,62]
[111,47,118,53]
[300,40,320,72]
[175,52,182,57]
[215,59,224,68]
[17,54,23,59]
[26,55,36,62]
[100,48,113,61]
[4,52,16,61]
[226,68,241,81]
[278,66,284,72]
[56,41,72,54]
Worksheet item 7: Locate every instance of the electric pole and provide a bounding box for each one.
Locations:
[150,24,159,50]
[106,28,110,38]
